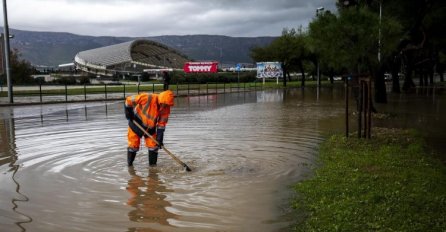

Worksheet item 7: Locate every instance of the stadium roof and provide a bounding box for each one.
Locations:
[74,39,190,76]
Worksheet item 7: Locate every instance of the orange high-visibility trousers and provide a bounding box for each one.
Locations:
[127,127,158,152]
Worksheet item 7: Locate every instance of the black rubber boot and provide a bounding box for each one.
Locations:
[127,151,136,166]
[148,150,158,166]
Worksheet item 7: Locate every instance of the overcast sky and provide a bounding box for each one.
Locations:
[2,0,337,37]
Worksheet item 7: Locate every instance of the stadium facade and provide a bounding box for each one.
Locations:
[74,39,190,77]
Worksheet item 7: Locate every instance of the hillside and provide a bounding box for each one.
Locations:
[4,28,275,67]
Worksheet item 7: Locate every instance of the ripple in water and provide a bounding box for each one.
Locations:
[0,90,346,231]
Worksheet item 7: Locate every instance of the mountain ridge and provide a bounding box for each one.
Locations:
[3,28,276,67]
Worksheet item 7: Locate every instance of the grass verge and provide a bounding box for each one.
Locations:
[293,128,446,231]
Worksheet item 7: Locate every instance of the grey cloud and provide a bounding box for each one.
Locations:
[4,0,336,37]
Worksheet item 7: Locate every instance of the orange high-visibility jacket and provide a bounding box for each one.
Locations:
[125,93,170,134]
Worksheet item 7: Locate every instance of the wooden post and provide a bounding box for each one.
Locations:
[358,77,372,139]
[345,77,349,138]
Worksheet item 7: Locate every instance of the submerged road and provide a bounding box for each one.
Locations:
[0,89,353,231]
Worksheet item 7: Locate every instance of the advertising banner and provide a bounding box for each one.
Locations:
[256,62,283,78]
[184,62,218,73]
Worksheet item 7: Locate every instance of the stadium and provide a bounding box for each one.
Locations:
[74,39,190,77]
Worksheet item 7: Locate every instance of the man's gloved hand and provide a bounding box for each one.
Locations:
[125,107,134,121]
[156,128,165,148]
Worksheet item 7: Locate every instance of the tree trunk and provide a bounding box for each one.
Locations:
[419,72,424,86]
[329,68,334,84]
[391,70,400,93]
[299,61,305,88]
[282,65,287,87]
[374,65,387,103]
[402,63,416,92]
[438,66,445,82]
[391,55,401,93]
[429,69,434,85]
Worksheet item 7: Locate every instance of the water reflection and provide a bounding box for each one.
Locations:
[0,115,32,231]
[126,167,177,230]
[10,153,32,232]
[257,89,283,102]
[177,91,258,111]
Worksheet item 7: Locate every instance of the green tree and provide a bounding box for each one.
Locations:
[307,10,341,84]
[0,48,35,85]
[356,0,446,91]
[309,6,402,103]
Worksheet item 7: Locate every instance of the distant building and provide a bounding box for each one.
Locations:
[33,65,57,73]
[58,62,75,72]
[31,74,54,82]
[74,39,190,77]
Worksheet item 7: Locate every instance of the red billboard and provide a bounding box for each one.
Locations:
[183,62,218,73]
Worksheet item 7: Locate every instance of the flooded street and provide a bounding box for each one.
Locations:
[4,87,440,232]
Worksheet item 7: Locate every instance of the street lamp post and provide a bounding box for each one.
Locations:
[378,1,382,63]
[2,0,13,103]
[316,7,324,88]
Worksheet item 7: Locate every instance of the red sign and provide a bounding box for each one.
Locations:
[183,62,218,73]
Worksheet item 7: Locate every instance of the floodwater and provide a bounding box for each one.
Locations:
[374,89,446,161]
[1,87,443,231]
[0,88,348,232]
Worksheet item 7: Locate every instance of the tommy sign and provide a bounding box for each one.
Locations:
[183,62,218,73]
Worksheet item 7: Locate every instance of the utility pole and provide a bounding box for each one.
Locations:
[316,7,324,88]
[2,0,13,103]
[378,1,382,63]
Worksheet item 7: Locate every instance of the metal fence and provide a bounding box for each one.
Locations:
[0,81,265,105]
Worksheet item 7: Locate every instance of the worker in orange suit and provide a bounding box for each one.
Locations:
[124,90,175,166]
